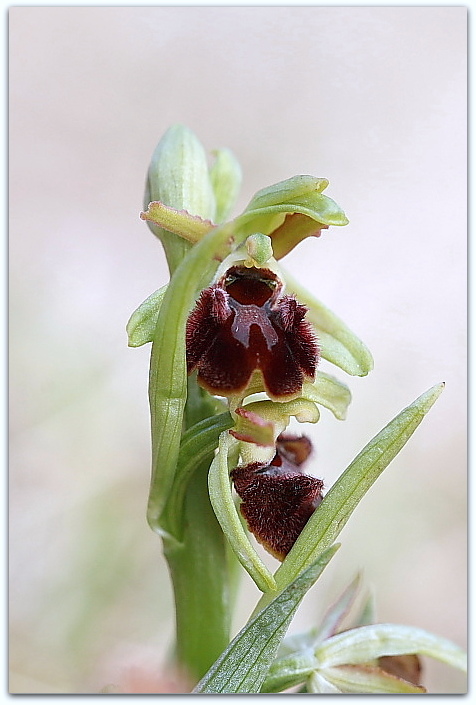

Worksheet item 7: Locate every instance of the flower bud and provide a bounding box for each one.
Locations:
[144,124,217,272]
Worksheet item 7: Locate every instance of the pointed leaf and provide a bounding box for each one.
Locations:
[194,546,340,694]
[276,575,361,663]
[262,576,362,693]
[253,383,444,614]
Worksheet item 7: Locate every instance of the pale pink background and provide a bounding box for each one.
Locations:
[9,6,467,694]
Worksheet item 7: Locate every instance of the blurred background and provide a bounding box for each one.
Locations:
[9,6,466,694]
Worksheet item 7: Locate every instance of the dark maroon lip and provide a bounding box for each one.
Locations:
[186,266,319,399]
[230,434,324,561]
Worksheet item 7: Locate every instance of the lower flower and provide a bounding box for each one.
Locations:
[231,434,323,560]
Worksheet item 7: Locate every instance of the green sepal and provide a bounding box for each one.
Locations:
[126,285,167,347]
[301,372,352,420]
[193,545,340,694]
[260,651,318,693]
[232,175,348,260]
[240,175,347,228]
[283,268,374,377]
[311,573,362,643]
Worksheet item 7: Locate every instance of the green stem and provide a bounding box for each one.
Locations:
[164,457,232,683]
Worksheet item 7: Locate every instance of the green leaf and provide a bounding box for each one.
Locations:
[209,148,242,223]
[193,545,340,694]
[253,383,444,613]
[321,664,426,694]
[208,431,277,593]
[283,268,374,377]
[159,412,233,541]
[316,623,467,673]
[126,285,167,347]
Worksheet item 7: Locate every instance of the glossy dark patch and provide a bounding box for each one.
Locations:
[230,434,324,561]
[186,266,319,399]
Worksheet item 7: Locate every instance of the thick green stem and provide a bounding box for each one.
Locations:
[164,457,231,683]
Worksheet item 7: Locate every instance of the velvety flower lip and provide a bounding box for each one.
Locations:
[231,434,324,561]
[186,265,319,400]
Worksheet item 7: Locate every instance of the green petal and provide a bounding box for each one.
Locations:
[283,268,374,377]
[316,623,467,674]
[321,664,426,694]
[126,285,167,347]
[194,546,339,694]
[209,147,242,223]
